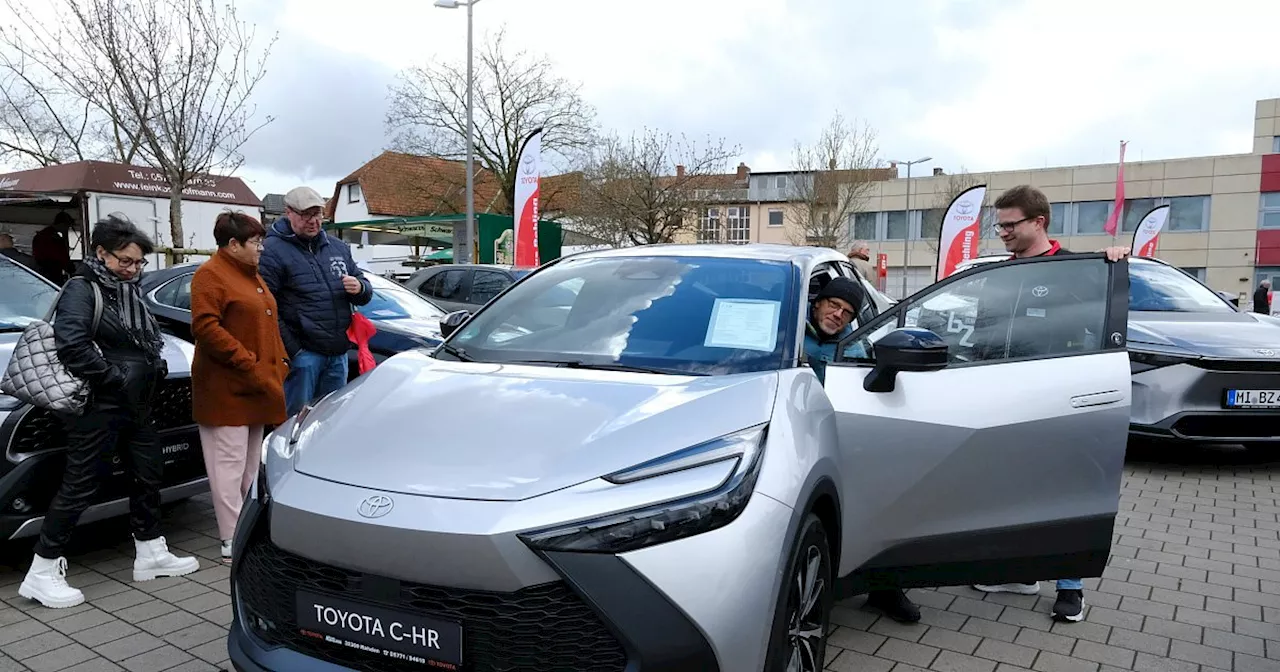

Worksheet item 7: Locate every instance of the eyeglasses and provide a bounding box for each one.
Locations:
[239,238,265,249]
[991,216,1034,232]
[108,250,148,269]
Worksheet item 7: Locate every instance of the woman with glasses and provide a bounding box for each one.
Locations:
[189,212,288,563]
[19,214,200,609]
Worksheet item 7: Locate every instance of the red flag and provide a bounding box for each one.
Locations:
[347,311,378,375]
[1103,141,1127,236]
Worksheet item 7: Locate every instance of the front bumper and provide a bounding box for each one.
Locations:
[1131,362,1280,443]
[227,475,794,671]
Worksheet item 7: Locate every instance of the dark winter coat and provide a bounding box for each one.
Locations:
[257,217,372,357]
[53,267,168,415]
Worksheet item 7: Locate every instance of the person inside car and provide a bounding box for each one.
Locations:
[19,214,199,610]
[803,275,922,624]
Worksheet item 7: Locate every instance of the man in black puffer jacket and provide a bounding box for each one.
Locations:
[258,186,372,417]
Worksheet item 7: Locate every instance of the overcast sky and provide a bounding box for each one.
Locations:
[7,0,1280,198]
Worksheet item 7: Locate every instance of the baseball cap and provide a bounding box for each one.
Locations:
[284,186,326,212]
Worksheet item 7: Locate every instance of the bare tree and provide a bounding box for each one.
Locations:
[784,110,884,249]
[575,128,739,246]
[0,0,276,256]
[919,167,983,254]
[386,28,597,215]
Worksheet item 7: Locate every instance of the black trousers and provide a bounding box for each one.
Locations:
[34,406,163,559]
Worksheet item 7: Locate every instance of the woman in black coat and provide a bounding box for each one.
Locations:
[17,215,201,610]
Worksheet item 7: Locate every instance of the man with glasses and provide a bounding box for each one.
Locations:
[970,185,1127,623]
[259,186,372,417]
[803,276,922,624]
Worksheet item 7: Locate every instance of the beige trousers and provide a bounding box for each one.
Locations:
[197,424,264,541]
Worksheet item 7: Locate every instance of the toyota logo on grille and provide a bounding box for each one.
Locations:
[357,495,394,518]
[1257,349,1277,357]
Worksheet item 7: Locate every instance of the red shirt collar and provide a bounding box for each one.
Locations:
[1011,240,1062,259]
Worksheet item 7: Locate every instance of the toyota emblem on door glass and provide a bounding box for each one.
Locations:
[358,495,394,518]
[1031,285,1049,297]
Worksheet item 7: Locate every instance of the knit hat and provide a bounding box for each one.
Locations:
[816,276,865,310]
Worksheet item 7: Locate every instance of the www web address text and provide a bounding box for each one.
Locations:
[112,182,237,200]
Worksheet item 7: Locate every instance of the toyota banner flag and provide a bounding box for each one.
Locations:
[1131,204,1170,258]
[513,128,544,267]
[935,184,987,281]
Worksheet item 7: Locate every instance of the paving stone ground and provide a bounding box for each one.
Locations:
[0,441,1270,671]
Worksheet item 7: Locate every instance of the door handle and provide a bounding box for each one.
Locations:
[1070,390,1124,408]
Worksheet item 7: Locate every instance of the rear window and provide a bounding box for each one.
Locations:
[0,258,57,331]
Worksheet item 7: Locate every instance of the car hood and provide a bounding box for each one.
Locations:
[368,316,443,343]
[290,352,779,501]
[1129,311,1280,358]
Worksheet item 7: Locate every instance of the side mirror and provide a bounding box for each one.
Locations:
[863,327,948,393]
[439,310,471,338]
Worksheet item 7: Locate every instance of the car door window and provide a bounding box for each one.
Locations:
[153,274,193,311]
[840,256,1109,365]
[424,269,467,302]
[468,270,509,304]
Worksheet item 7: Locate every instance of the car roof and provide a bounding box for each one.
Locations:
[558,243,843,265]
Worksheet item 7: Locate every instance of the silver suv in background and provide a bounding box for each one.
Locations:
[228,244,1131,672]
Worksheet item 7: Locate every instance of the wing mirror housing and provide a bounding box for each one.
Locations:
[863,327,949,393]
[439,310,471,338]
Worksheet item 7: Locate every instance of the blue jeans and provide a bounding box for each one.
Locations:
[1057,579,1084,591]
[284,349,348,418]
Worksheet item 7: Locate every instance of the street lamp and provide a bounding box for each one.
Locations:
[433,0,480,263]
[886,155,931,298]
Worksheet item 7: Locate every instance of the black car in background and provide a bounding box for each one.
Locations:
[0,256,208,541]
[402,264,532,313]
[140,264,446,380]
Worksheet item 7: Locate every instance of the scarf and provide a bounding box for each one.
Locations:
[84,256,165,358]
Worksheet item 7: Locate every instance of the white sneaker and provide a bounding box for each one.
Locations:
[973,582,1041,595]
[18,554,85,608]
[133,536,200,581]
[220,539,232,563]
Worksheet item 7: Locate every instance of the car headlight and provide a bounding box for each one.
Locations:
[518,424,768,554]
[1129,345,1199,374]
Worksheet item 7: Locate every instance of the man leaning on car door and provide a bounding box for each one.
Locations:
[803,275,922,624]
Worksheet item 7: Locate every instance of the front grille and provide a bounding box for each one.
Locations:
[1193,359,1280,373]
[236,526,628,672]
[1172,414,1280,440]
[8,377,194,454]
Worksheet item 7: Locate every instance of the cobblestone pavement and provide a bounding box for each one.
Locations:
[0,443,1271,671]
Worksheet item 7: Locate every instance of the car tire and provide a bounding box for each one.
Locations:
[763,512,833,672]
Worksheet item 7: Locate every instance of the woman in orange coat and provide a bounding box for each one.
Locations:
[190,212,288,563]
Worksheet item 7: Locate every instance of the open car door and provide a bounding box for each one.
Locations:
[824,253,1130,592]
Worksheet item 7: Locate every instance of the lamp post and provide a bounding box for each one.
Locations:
[433,0,480,263]
[886,155,931,298]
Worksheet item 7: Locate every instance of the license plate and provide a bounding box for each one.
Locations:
[296,589,463,669]
[1225,389,1280,409]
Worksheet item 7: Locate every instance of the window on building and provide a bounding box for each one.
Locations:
[768,209,784,227]
[1167,196,1210,232]
[1179,267,1207,283]
[698,208,721,244]
[1273,136,1280,153]
[1260,193,1280,229]
[1122,198,1159,232]
[348,182,362,203]
[885,211,908,240]
[919,208,945,241]
[883,266,933,300]
[726,206,750,244]
[776,176,787,189]
[1048,203,1066,235]
[852,212,877,240]
[1074,201,1113,235]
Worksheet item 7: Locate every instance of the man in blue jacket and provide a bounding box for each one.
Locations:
[803,276,921,624]
[258,186,373,417]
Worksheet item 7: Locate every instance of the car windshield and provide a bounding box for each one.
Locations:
[0,258,57,332]
[442,255,796,376]
[358,275,447,321]
[1129,261,1235,313]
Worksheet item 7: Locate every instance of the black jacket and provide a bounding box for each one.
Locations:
[53,268,166,414]
[1255,286,1271,315]
[257,218,373,357]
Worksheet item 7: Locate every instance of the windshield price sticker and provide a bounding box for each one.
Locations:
[704,299,781,352]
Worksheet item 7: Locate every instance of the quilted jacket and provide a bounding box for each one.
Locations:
[257,217,372,358]
[53,268,167,413]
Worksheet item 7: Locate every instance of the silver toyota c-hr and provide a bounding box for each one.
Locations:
[227,244,1131,672]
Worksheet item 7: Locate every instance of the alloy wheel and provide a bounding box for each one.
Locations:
[786,543,826,672]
